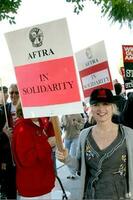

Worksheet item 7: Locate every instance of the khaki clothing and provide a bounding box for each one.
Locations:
[61,114,84,139]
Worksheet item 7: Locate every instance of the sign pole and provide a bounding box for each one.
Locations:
[51,116,63,152]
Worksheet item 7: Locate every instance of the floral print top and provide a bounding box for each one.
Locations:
[84,127,128,200]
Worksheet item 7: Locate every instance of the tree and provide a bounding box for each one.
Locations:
[0,0,22,24]
[66,0,133,28]
[0,0,132,28]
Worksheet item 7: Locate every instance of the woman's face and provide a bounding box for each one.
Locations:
[91,102,113,123]
[9,86,19,106]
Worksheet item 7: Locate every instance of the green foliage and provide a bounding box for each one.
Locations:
[0,0,132,27]
[0,0,22,24]
[66,0,133,28]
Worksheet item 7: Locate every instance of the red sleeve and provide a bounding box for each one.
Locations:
[46,121,55,137]
[12,121,52,167]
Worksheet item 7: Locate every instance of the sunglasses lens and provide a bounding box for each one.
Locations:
[10,91,19,95]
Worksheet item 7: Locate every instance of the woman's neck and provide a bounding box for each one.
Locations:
[94,121,118,135]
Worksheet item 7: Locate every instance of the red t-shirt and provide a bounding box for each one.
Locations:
[39,117,55,137]
[12,118,55,197]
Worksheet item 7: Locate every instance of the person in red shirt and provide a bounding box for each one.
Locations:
[12,101,55,199]
[40,117,57,175]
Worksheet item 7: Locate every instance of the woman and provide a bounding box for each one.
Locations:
[57,88,133,200]
[12,101,55,199]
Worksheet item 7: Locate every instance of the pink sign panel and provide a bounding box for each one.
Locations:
[79,61,113,97]
[15,56,80,107]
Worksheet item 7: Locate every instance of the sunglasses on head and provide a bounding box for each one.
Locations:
[9,91,19,95]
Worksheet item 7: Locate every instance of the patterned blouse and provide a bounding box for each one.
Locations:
[84,127,128,200]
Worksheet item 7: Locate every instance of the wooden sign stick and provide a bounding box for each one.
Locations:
[51,116,63,152]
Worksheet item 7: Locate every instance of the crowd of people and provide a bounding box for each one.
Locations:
[0,81,133,200]
[0,84,18,199]
[0,84,56,199]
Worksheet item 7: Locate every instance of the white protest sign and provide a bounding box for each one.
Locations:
[5,18,83,118]
[75,41,113,102]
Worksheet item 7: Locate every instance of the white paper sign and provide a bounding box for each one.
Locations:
[75,41,113,102]
[5,18,83,118]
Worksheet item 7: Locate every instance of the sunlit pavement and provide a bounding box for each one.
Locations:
[52,160,80,200]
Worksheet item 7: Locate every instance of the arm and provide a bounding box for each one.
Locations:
[56,134,82,172]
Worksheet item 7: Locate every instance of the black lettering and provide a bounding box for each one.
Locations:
[28,49,55,60]
[28,53,33,59]
[49,48,54,55]
[23,88,28,95]
[42,85,47,92]
[52,83,60,91]
[38,50,42,57]
[67,81,73,89]
[42,49,49,56]
[39,74,49,81]
[27,87,33,94]
[48,85,53,91]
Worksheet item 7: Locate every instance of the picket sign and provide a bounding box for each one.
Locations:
[5,18,84,150]
[75,40,113,102]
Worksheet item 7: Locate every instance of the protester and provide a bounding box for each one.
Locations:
[0,86,8,108]
[61,114,84,179]
[15,99,57,174]
[0,83,19,140]
[57,88,133,200]
[0,84,19,199]
[7,83,19,129]
[0,86,16,199]
[120,92,133,129]
[12,101,55,199]
[111,82,126,124]
[114,82,126,112]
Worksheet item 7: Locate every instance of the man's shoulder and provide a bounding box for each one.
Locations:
[6,102,11,109]
[120,95,126,101]
[3,102,12,115]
